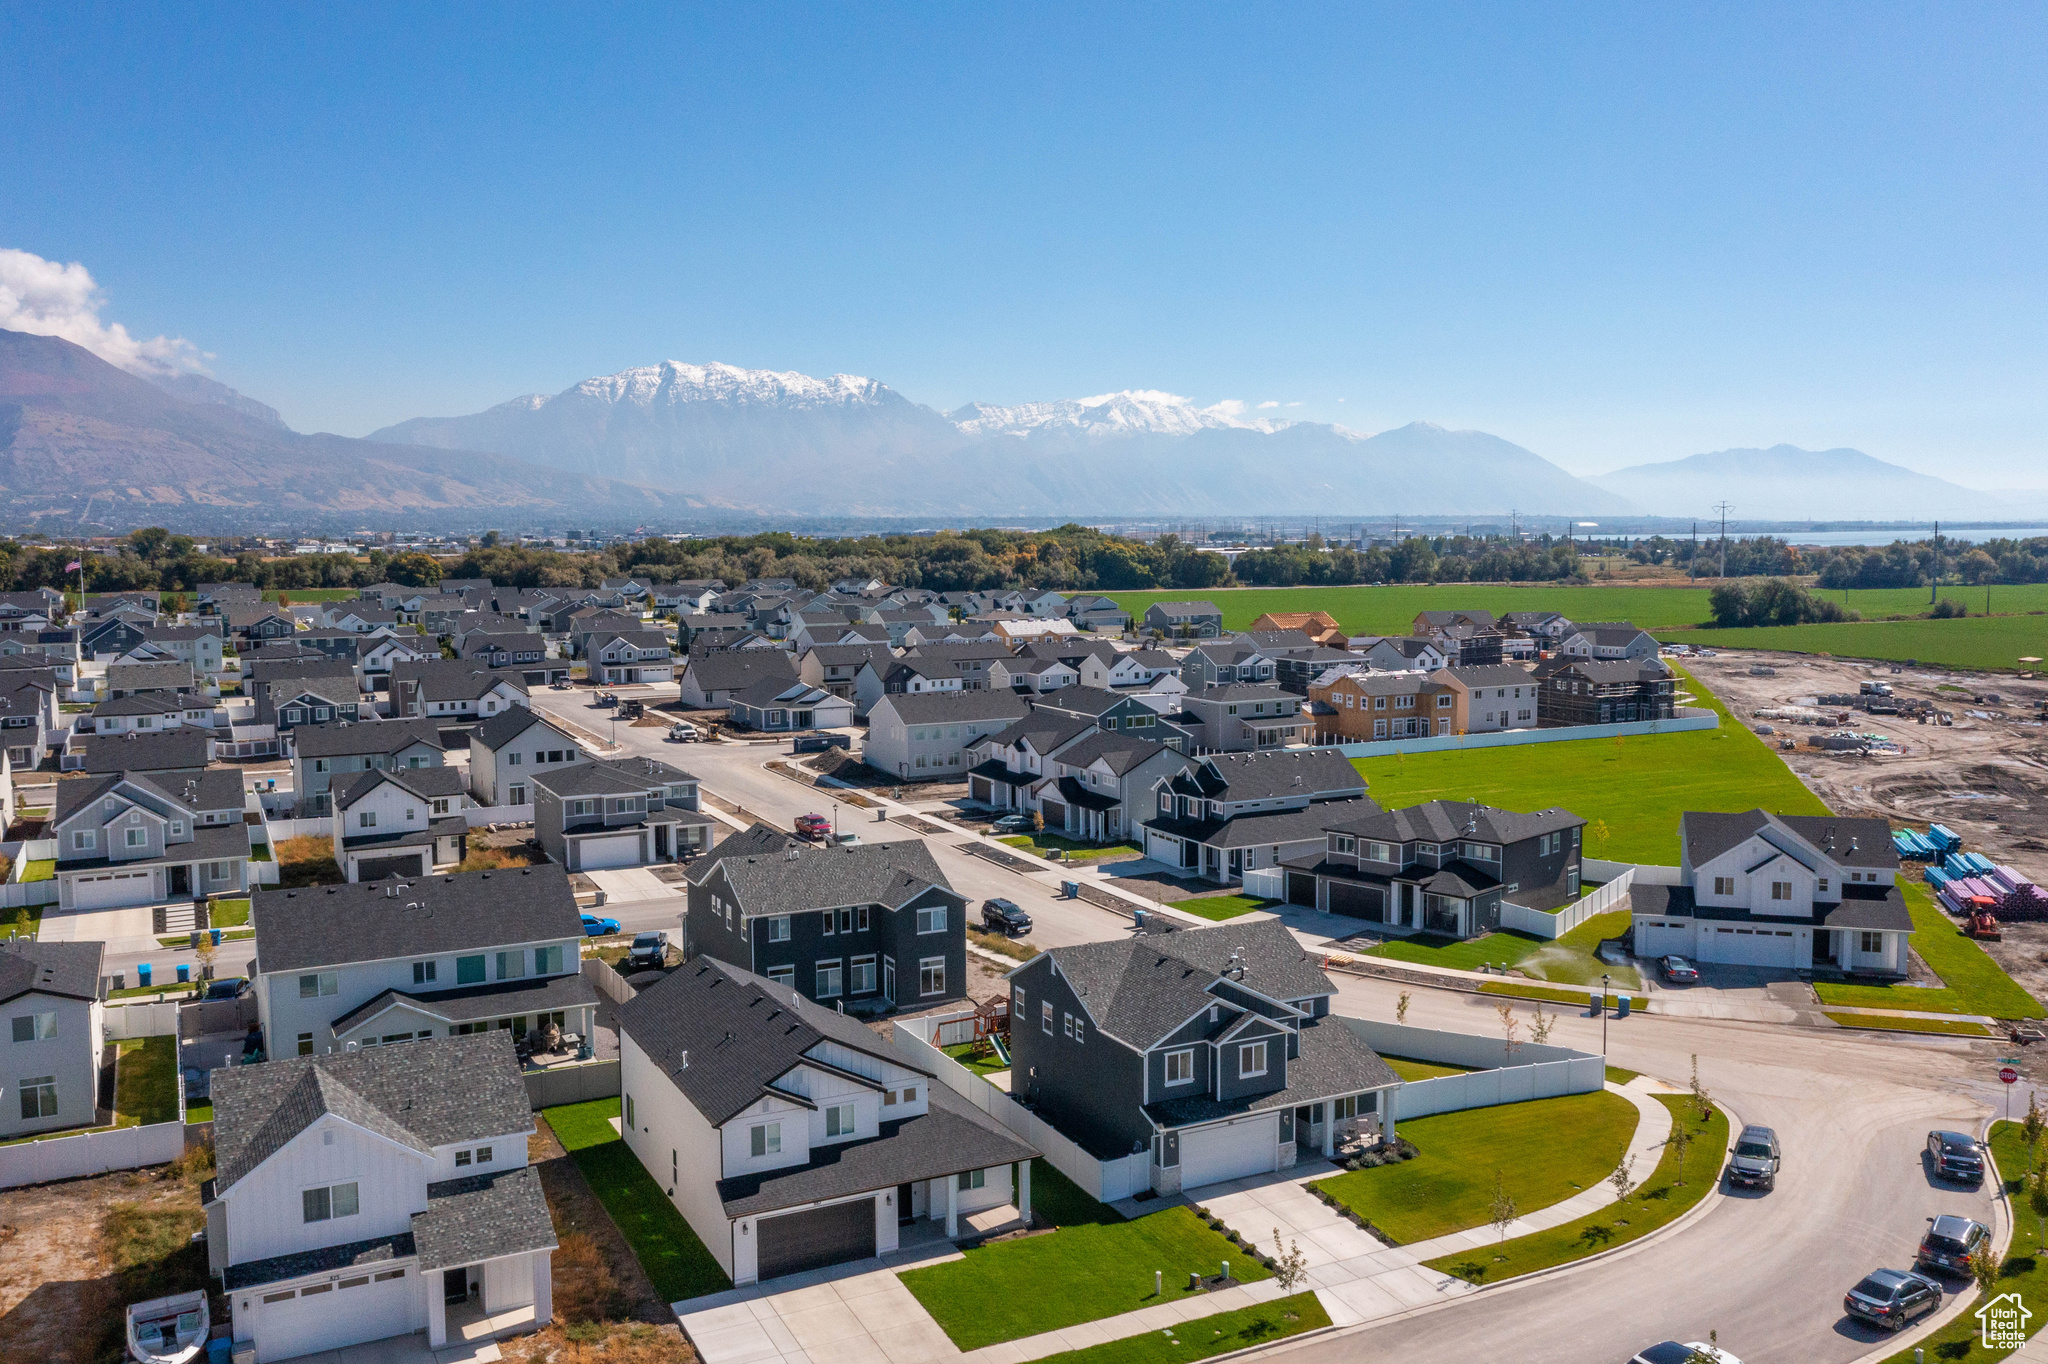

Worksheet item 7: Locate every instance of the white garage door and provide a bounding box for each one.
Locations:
[576,833,643,871]
[253,1269,418,1362]
[1180,1113,1279,1190]
[73,869,153,910]
[1704,925,1798,968]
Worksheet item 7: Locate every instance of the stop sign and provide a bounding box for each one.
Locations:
[2001,1067,2020,1085]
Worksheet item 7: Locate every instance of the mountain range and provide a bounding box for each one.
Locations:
[1588,444,2014,523]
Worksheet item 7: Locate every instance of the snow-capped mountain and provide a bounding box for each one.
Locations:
[950,390,1289,439]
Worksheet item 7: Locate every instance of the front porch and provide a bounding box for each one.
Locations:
[425,1251,552,1351]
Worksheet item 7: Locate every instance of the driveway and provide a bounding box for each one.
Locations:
[676,1253,960,1364]
[583,866,679,904]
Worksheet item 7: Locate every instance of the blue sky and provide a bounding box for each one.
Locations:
[2,3,2044,483]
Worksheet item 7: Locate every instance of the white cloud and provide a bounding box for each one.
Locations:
[0,247,206,377]
[1286,401,1303,408]
[1257,400,1280,410]
[1205,398,1247,418]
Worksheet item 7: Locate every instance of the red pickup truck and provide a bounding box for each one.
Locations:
[794,814,832,841]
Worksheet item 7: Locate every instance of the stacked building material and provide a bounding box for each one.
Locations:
[1895,828,1941,860]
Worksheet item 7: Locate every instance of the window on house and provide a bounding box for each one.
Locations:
[920,958,945,996]
[124,828,147,848]
[412,961,436,985]
[1818,878,1829,893]
[1770,881,1793,901]
[851,956,877,994]
[1860,931,1883,954]
[815,960,844,998]
[497,951,527,980]
[767,916,790,942]
[11,1013,56,1042]
[1165,1049,1194,1085]
[17,1076,56,1119]
[298,973,337,999]
[358,811,377,829]
[297,1032,314,1056]
[767,964,794,987]
[534,945,565,975]
[302,1181,359,1223]
[456,955,486,984]
[957,1168,986,1192]
[1713,876,1734,896]
[1238,1041,1269,1077]
[750,1122,781,1157]
[1042,1001,1053,1033]
[71,831,94,851]
[826,1102,857,1137]
[916,905,946,934]
[456,1148,472,1166]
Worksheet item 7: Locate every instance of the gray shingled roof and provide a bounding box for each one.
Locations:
[333,765,469,808]
[331,969,601,1034]
[1187,683,1295,704]
[53,769,242,823]
[684,650,799,693]
[1053,729,1176,777]
[1437,664,1538,688]
[1682,810,1897,871]
[687,822,799,884]
[717,839,953,918]
[1187,749,1366,802]
[1322,798,1582,846]
[1145,1017,1400,1126]
[289,718,445,759]
[876,690,1031,725]
[412,1167,558,1271]
[75,729,211,773]
[210,1032,533,1192]
[1037,921,1336,1050]
[251,865,581,973]
[0,939,102,1005]
[222,1233,414,1291]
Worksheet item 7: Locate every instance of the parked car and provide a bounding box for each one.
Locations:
[991,813,1035,833]
[1916,1214,1989,1276]
[1726,1125,1780,1191]
[626,931,669,970]
[1843,1268,1943,1331]
[550,680,572,690]
[833,832,861,846]
[1927,1130,1986,1183]
[580,913,622,937]
[1627,1344,1741,1364]
[202,976,251,1002]
[667,723,700,743]
[1659,955,1700,984]
[794,813,832,841]
[981,898,1033,936]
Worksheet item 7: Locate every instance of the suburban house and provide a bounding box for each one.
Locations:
[585,630,675,686]
[1141,749,1370,883]
[1006,921,1400,1193]
[0,939,105,1141]
[1533,657,1679,727]
[1412,611,1504,667]
[853,655,966,717]
[1035,729,1194,844]
[617,956,1038,1286]
[530,756,714,871]
[1065,594,1132,631]
[1176,683,1311,753]
[205,1033,557,1361]
[864,690,1032,781]
[796,642,891,701]
[1557,622,1660,662]
[0,675,60,767]
[678,650,799,709]
[1306,669,1449,743]
[1501,610,1574,644]
[457,633,565,686]
[986,655,1079,695]
[965,708,1100,812]
[725,679,855,733]
[80,615,150,661]
[1180,638,1277,688]
[389,661,528,722]
[1030,684,1179,737]
[326,605,406,635]
[1347,636,1448,673]
[686,838,967,1009]
[225,603,298,642]
[901,640,1012,691]
[263,675,368,732]
[1287,800,1585,937]
[106,659,198,700]
[1142,601,1224,638]
[90,692,218,736]
[467,709,585,808]
[358,633,434,677]
[50,769,251,912]
[288,719,447,819]
[330,768,471,881]
[1429,664,1541,734]
[1631,810,1911,974]
[68,729,214,777]
[1248,611,1346,646]
[249,865,594,1058]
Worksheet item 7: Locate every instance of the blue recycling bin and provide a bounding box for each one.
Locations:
[211,928,222,947]
[1061,880,1080,899]
[1616,994,1632,1018]
[177,964,190,984]
[138,963,152,988]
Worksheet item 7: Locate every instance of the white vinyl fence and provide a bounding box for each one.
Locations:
[1585,859,1681,886]
[1241,866,1284,901]
[104,999,184,1041]
[465,804,534,827]
[1340,1019,1606,1121]
[1324,706,1716,759]
[1499,867,1637,940]
[894,1010,1149,1202]
[0,1117,188,1189]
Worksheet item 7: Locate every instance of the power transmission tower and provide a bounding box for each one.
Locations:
[1712,502,1733,580]
[1689,521,1698,581]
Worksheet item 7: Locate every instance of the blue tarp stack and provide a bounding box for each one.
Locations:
[1894,825,1963,861]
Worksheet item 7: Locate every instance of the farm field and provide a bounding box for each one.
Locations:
[1664,612,2048,673]
[1104,582,2048,639]
[1351,664,1827,863]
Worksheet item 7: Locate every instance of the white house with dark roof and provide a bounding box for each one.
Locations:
[0,939,105,1140]
[389,661,528,722]
[467,708,586,808]
[51,769,251,912]
[530,756,714,870]
[288,718,446,819]
[1006,921,1400,1195]
[1557,622,1660,662]
[1036,729,1194,844]
[1141,749,1370,884]
[678,649,799,709]
[330,768,471,882]
[205,1033,556,1360]
[586,630,675,686]
[618,956,1037,1285]
[725,678,855,733]
[864,689,1032,781]
[1631,810,1911,974]
[249,865,597,1059]
[89,692,219,737]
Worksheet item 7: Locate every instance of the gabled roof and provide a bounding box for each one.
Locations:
[715,839,955,918]
[1054,729,1178,777]
[683,650,799,693]
[875,689,1030,726]
[290,717,445,759]
[470,707,567,751]
[730,677,837,709]
[267,674,361,707]
[1030,685,1148,718]
[981,708,1098,756]
[1146,600,1223,618]
[250,866,582,974]
[333,765,469,808]
[687,821,799,884]
[1537,658,1671,684]
[210,1032,532,1193]
[53,768,242,823]
[1186,682,1295,704]
[1435,663,1537,688]
[92,692,200,717]
[1322,798,1581,846]
[391,660,528,700]
[0,939,102,1005]
[74,729,211,773]
[1682,810,1897,871]
[105,661,196,690]
[1183,748,1366,802]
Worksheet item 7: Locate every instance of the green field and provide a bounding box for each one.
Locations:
[1365,910,1638,988]
[1026,1294,1330,1364]
[1813,881,2044,1019]
[1105,582,2048,639]
[1668,612,2048,673]
[1350,664,1826,863]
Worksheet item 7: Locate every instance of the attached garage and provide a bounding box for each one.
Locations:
[574,833,643,871]
[1285,872,1317,908]
[1702,925,1798,968]
[1326,881,1383,921]
[755,1198,877,1281]
[250,1267,420,1362]
[970,776,995,804]
[72,868,154,910]
[1039,799,1068,832]
[1179,1113,1279,1191]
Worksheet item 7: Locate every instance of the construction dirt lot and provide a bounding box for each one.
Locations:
[1694,647,2048,1000]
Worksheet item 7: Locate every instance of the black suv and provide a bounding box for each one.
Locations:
[1844,1268,1943,1331]
[1916,1214,1989,1276]
[982,899,1033,937]
[1927,1130,1985,1183]
[1727,1124,1781,1191]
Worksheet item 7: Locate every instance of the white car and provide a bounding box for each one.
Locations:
[1629,1344,1741,1364]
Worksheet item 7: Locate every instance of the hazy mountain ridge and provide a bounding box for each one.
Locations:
[1591,444,2023,521]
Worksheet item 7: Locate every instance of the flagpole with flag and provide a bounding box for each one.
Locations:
[66,558,82,601]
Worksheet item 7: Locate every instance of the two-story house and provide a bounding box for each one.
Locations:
[205,1033,557,1360]
[586,631,675,686]
[331,768,471,882]
[105,659,198,700]
[1030,684,1180,737]
[140,624,228,677]
[864,690,1032,781]
[389,661,528,722]
[1180,638,1276,689]
[1176,684,1310,752]
[900,640,1012,692]
[1065,594,1132,632]
[89,692,218,737]
[1036,729,1194,844]
[1533,657,1678,727]
[1141,749,1370,883]
[250,864,595,1059]
[263,674,368,732]
[288,719,446,819]
[1142,601,1224,639]
[457,633,560,686]
[686,838,966,1010]
[0,940,105,1140]
[1007,921,1399,1194]
[795,642,891,702]
[1293,800,1585,936]
[51,769,251,912]
[677,650,799,709]
[0,673,60,768]
[1247,611,1346,647]
[1556,622,1660,663]
[1306,668,1451,743]
[530,756,713,870]
[618,956,1036,1286]
[1429,664,1541,734]
[1631,811,1911,974]
[964,708,1101,813]
[66,728,214,778]
[986,655,1079,695]
[468,709,585,808]
[1346,636,1448,673]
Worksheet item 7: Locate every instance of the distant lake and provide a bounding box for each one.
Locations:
[1600,526,2048,549]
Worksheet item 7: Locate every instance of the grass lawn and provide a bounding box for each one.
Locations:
[107,983,201,1002]
[1813,882,2044,1019]
[1173,894,1273,922]
[115,1036,181,1127]
[1026,1293,1330,1364]
[900,1204,1268,1350]
[184,1100,213,1124]
[942,1040,1012,1076]
[967,927,1040,961]
[1604,1065,1639,1085]
[1028,1157,1126,1228]
[1669,612,2048,674]
[998,833,1142,861]
[1366,930,1542,973]
[1477,981,1646,1010]
[1822,1011,1994,1037]
[1311,1090,1637,1244]
[1381,1055,1480,1081]
[209,897,252,928]
[1350,665,1826,865]
[542,1098,731,1303]
[1872,1119,2044,1363]
[21,859,54,882]
[1427,1095,1727,1283]
[1364,912,1640,989]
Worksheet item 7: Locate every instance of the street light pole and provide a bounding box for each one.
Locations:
[1600,973,1611,1056]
